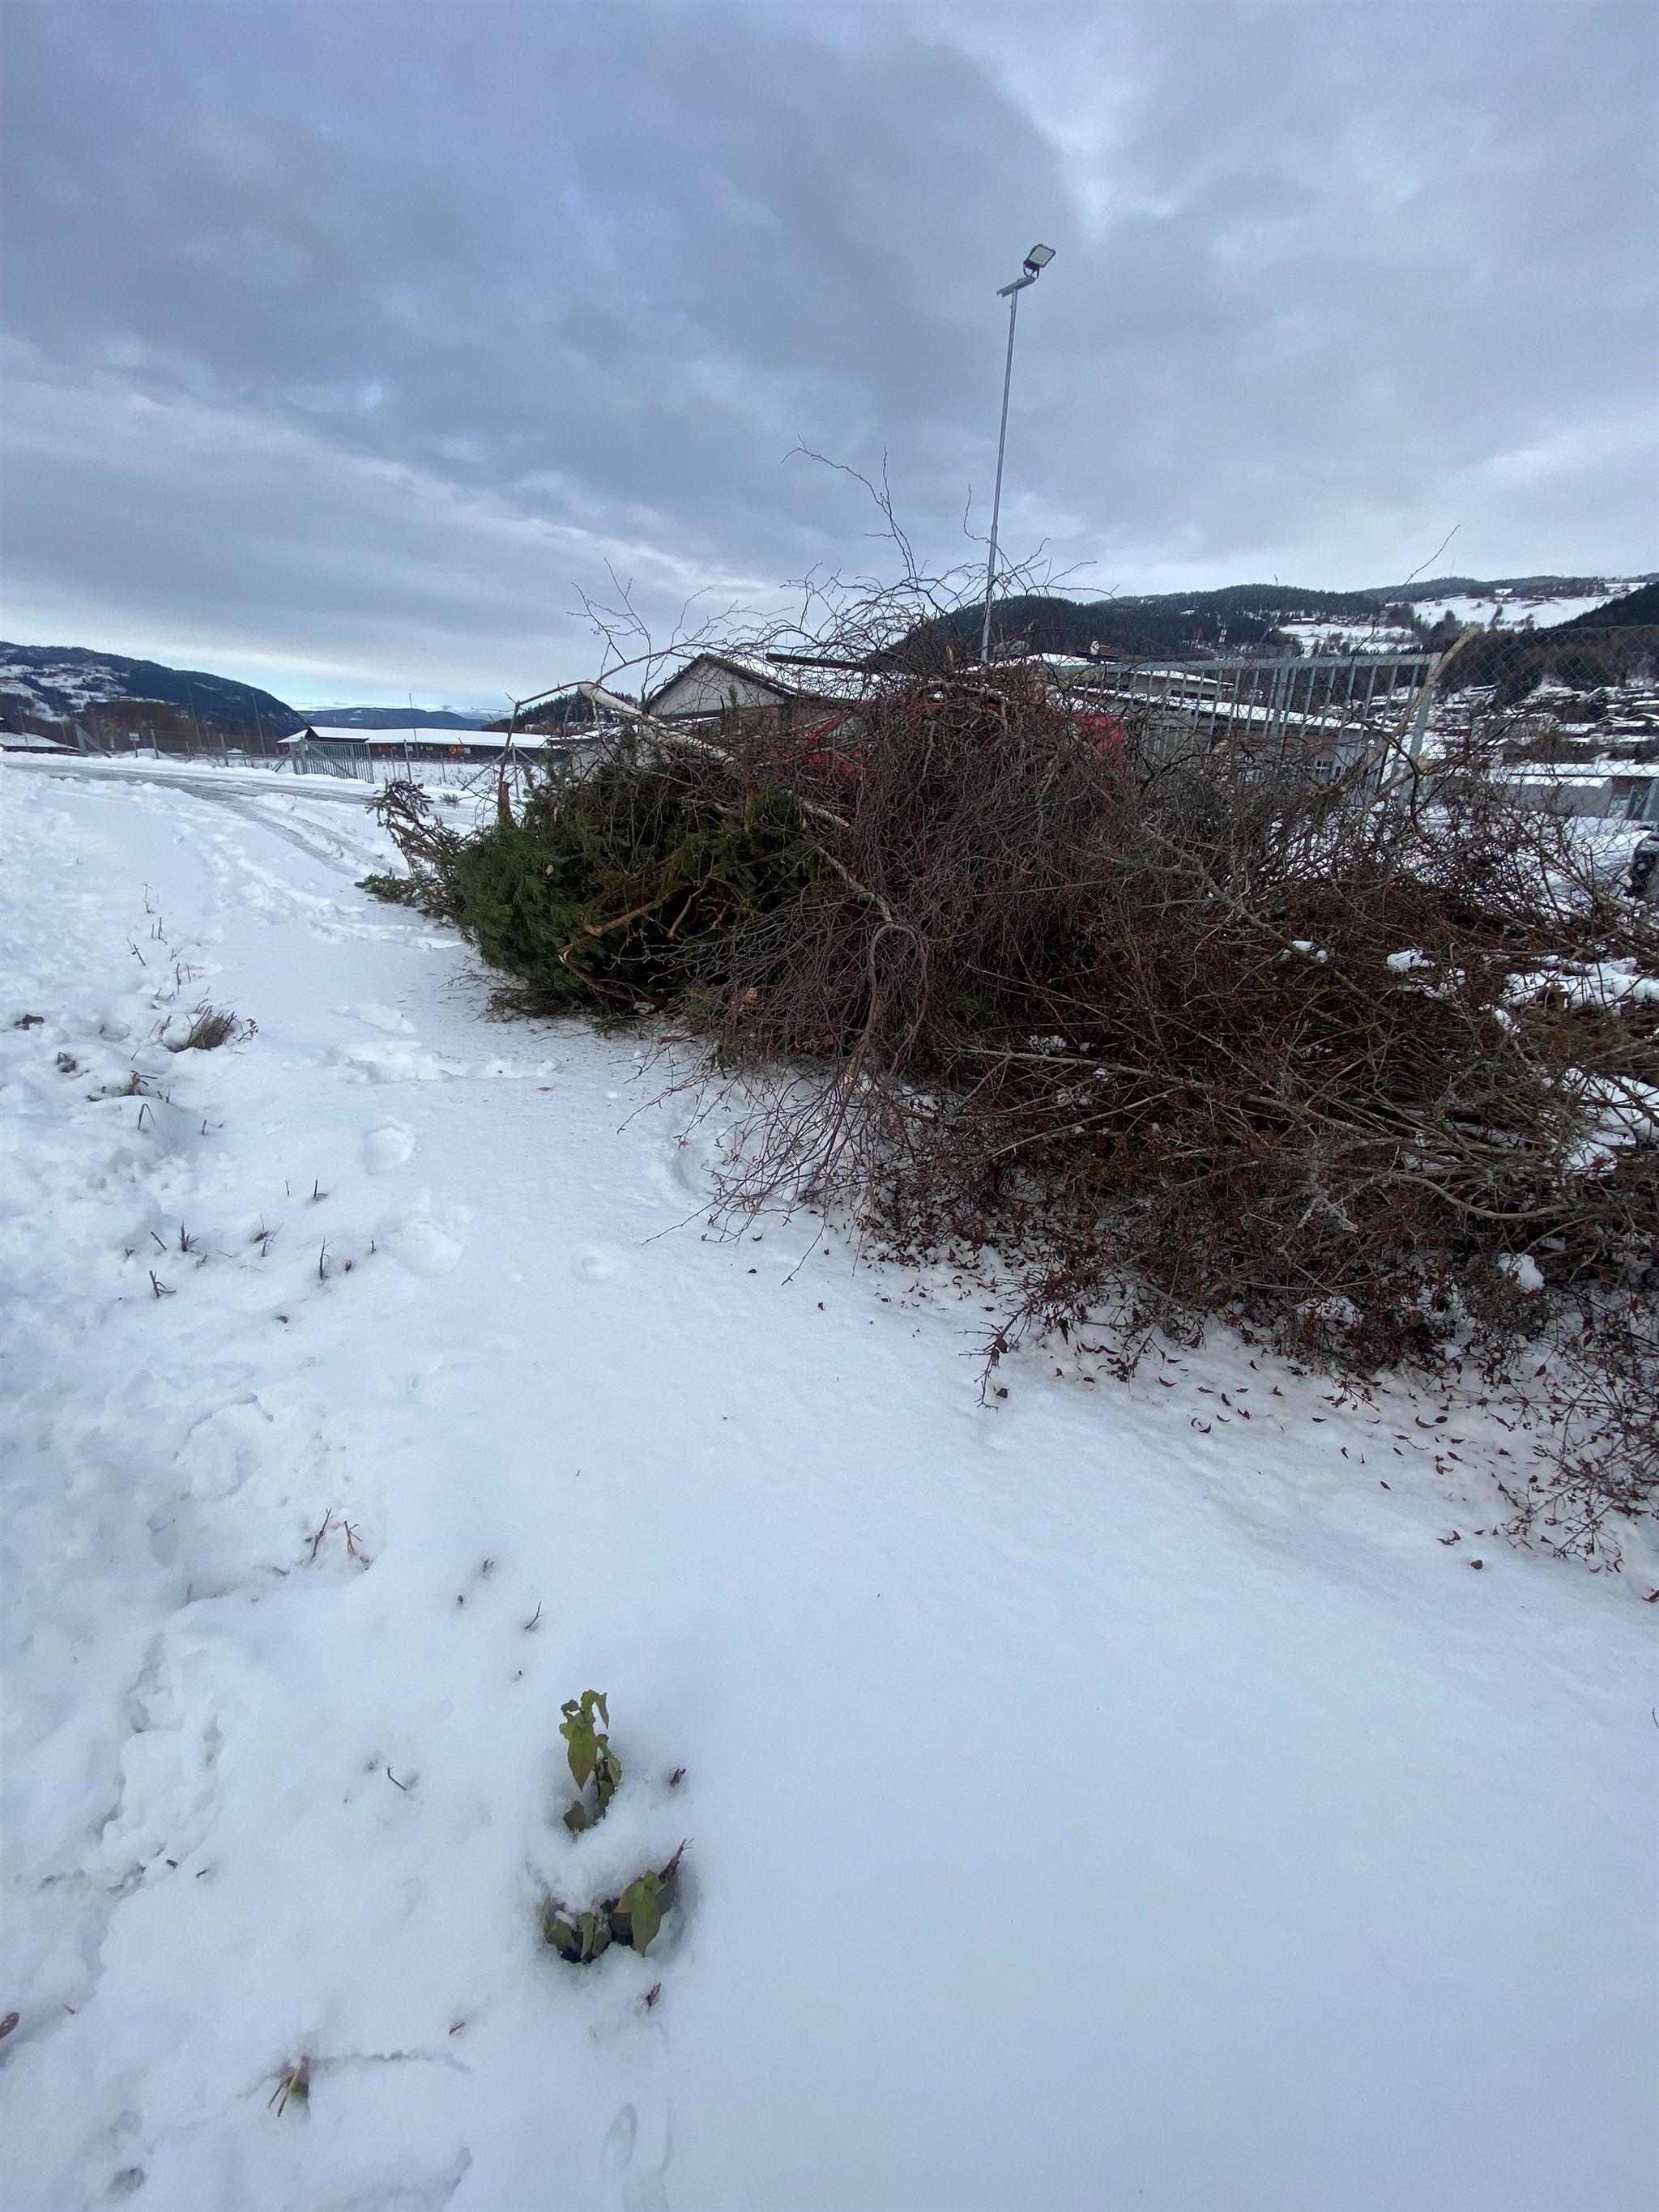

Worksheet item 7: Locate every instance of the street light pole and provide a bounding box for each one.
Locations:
[980,243,1055,666]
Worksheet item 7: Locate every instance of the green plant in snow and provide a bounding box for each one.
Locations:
[542,1844,686,1966]
[559,1690,621,1831]
[541,1900,613,1964]
[611,1869,669,1954]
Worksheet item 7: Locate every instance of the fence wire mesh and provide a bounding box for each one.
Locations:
[1435,624,1659,824]
[1059,621,1659,816]
[1073,650,1439,787]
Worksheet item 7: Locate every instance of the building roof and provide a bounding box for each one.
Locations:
[1493,761,1651,788]
[284,723,609,754]
[644,650,867,716]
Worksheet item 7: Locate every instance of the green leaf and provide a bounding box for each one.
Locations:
[543,1903,580,1956]
[580,1911,612,1961]
[593,1745,621,1812]
[563,1800,591,1833]
[561,1719,596,1791]
[558,1692,618,1803]
[616,1873,663,1954]
[545,1893,620,1964]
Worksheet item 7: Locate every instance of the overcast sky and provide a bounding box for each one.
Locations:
[2,1,1655,710]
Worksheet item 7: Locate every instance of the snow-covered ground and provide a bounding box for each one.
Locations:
[1277,620,1422,655]
[2,749,494,812]
[2,758,1656,2212]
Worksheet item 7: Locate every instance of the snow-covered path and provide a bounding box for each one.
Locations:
[2,762,1654,2212]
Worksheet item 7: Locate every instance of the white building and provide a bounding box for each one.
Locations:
[644,652,863,738]
[1494,762,1658,821]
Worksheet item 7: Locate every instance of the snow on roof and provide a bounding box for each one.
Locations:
[285,724,601,752]
[292,724,468,744]
[1494,762,1651,786]
[646,650,868,712]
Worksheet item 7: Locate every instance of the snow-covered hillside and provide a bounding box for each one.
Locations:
[1279,578,1657,656]
[0,645,298,738]
[2,757,1655,2212]
[1411,589,1627,631]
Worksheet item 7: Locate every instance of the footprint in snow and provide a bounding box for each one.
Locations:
[603,2101,672,2212]
[363,1118,416,1174]
[574,1247,622,1283]
[335,1041,462,1084]
[384,1207,471,1277]
[341,1002,415,1034]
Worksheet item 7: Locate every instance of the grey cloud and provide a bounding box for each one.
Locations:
[2,1,1653,705]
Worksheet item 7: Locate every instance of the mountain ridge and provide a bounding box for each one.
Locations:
[294,705,493,731]
[0,642,302,739]
[905,574,1653,663]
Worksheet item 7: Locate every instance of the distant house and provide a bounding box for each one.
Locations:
[1495,762,1658,821]
[644,652,863,741]
[279,709,657,780]
[0,727,76,754]
[284,723,558,765]
[280,724,477,771]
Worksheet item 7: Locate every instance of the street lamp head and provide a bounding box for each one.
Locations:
[1023,243,1056,275]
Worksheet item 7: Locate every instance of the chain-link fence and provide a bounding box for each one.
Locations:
[1065,624,1659,818]
[1074,650,1439,787]
[284,735,537,787]
[1437,624,1659,824]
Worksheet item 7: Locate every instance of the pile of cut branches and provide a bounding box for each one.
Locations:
[371,663,1657,1555]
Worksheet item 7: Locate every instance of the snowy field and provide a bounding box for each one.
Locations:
[1277,620,1422,655]
[2,757,1656,2212]
[1410,592,1618,632]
